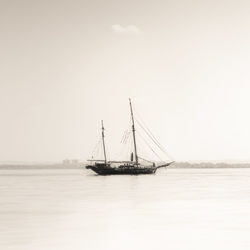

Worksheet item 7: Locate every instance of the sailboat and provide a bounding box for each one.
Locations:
[85,99,174,175]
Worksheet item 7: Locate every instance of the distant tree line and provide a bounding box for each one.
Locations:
[169,162,250,168]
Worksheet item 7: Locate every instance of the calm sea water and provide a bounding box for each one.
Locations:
[0,168,250,250]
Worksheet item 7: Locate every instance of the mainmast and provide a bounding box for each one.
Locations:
[101,120,107,164]
[129,99,138,166]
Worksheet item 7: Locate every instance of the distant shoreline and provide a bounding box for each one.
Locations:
[169,162,250,168]
[0,164,82,169]
[1,162,250,169]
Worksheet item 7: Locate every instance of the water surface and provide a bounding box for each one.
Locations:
[1,168,250,250]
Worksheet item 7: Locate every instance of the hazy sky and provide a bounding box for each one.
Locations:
[1,0,250,162]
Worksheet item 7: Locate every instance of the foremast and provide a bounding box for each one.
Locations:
[129,99,139,166]
[101,120,107,164]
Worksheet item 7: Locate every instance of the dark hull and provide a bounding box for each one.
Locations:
[86,162,172,175]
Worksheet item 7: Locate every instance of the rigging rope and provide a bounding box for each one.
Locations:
[118,131,132,160]
[138,156,154,164]
[120,130,131,144]
[137,131,163,161]
[91,138,102,158]
[134,109,174,161]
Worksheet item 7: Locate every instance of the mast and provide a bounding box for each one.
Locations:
[129,99,138,166]
[101,120,107,164]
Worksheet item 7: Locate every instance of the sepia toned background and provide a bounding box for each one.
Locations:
[1,0,250,162]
